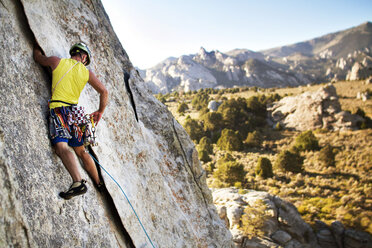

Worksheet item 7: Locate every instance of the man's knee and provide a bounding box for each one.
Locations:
[54,142,70,157]
[74,146,87,159]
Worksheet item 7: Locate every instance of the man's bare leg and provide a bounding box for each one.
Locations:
[73,145,100,185]
[54,142,82,182]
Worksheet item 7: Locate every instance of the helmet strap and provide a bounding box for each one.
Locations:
[78,53,87,65]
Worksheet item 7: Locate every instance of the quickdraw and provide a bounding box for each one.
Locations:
[83,115,97,146]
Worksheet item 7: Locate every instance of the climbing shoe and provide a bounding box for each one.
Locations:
[59,180,87,200]
[94,181,105,193]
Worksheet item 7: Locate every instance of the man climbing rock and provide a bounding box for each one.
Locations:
[33,42,108,199]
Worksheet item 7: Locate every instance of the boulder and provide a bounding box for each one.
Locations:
[271,230,292,245]
[212,188,319,248]
[346,62,371,80]
[208,100,222,111]
[268,84,364,131]
[366,76,372,84]
[344,229,372,248]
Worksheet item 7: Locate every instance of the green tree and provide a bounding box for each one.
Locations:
[199,136,213,154]
[217,97,254,137]
[244,131,262,148]
[201,112,223,133]
[246,96,266,116]
[198,149,211,163]
[255,157,273,178]
[294,130,320,151]
[183,116,204,143]
[318,144,336,167]
[275,149,304,173]
[213,154,246,186]
[177,102,188,114]
[191,91,209,110]
[217,129,242,151]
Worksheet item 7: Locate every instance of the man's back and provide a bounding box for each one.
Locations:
[50,58,89,109]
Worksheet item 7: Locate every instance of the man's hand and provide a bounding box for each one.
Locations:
[90,111,103,125]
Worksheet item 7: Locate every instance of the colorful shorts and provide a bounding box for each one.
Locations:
[48,106,84,147]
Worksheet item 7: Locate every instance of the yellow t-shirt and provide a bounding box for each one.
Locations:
[49,58,89,109]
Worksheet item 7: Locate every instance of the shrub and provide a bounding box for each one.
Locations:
[199,136,213,154]
[217,98,253,136]
[191,91,209,110]
[183,116,204,143]
[255,157,273,178]
[318,144,336,167]
[240,199,269,238]
[198,149,211,163]
[177,102,188,114]
[217,129,242,151]
[294,130,320,151]
[155,93,166,103]
[213,153,246,186]
[275,149,304,173]
[244,131,262,148]
[246,96,266,116]
[201,112,223,133]
[354,107,366,118]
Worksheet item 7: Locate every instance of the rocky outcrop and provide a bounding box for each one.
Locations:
[315,220,372,248]
[213,188,372,248]
[346,62,372,80]
[0,0,233,247]
[212,188,319,248]
[268,84,364,131]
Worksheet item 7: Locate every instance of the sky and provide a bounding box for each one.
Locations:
[101,0,372,69]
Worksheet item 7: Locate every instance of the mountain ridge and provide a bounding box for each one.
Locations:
[141,22,372,93]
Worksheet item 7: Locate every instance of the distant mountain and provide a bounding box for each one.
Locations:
[140,22,372,93]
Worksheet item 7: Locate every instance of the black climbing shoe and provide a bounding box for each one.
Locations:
[95,181,105,193]
[59,180,87,200]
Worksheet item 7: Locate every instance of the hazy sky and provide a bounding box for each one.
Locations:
[101,0,372,69]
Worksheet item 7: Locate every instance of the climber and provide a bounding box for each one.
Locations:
[33,42,108,200]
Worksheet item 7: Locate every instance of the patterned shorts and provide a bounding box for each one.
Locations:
[49,106,84,147]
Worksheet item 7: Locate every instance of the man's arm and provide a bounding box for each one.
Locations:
[33,46,60,70]
[88,70,109,125]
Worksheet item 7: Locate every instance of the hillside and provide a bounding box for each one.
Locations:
[161,80,372,239]
[142,22,372,93]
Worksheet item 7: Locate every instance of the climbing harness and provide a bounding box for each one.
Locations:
[89,154,156,248]
[49,106,97,146]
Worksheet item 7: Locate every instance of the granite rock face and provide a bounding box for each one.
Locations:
[0,0,233,247]
[268,84,364,131]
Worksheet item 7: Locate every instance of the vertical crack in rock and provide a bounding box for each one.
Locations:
[123,70,139,122]
[99,187,136,248]
[88,146,136,248]
[1,0,9,11]
[15,1,135,246]
[171,119,213,219]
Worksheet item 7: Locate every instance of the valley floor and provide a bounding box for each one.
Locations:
[163,80,372,234]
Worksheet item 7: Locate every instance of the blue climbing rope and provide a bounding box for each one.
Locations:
[89,154,156,248]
